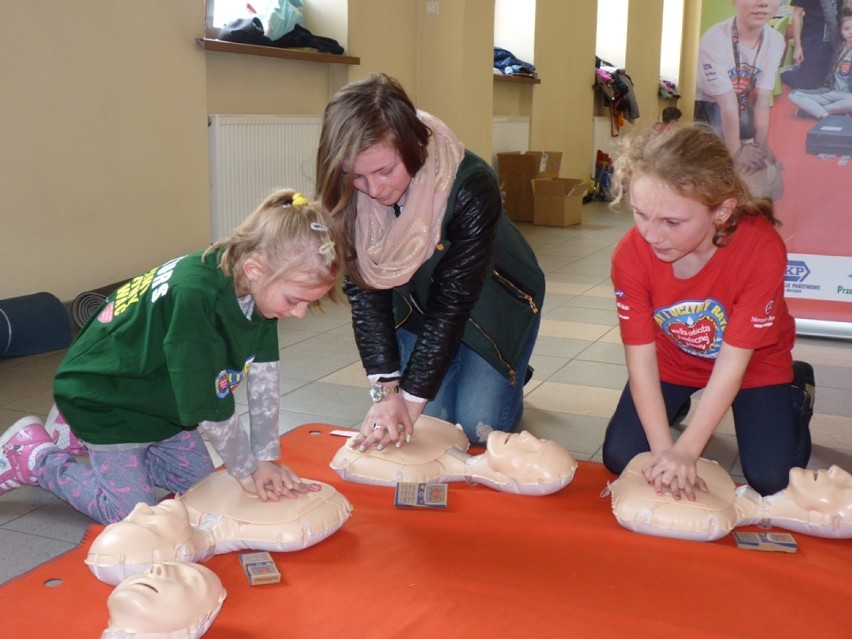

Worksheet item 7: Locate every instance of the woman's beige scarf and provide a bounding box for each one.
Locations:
[354,111,465,289]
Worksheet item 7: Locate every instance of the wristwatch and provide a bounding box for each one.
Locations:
[369,383,400,403]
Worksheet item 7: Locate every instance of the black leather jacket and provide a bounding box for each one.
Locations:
[345,151,544,400]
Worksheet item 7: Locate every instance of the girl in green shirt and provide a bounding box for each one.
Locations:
[0,189,339,524]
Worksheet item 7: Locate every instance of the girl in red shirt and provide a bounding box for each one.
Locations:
[603,125,813,499]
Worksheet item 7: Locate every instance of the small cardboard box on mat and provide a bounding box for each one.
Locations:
[532,178,590,227]
[497,151,562,222]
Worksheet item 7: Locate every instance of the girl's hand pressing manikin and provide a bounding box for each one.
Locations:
[641,447,708,501]
[238,460,320,501]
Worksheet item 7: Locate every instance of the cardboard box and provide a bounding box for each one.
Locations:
[239,551,281,585]
[532,177,590,227]
[497,151,562,222]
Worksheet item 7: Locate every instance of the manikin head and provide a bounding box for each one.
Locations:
[752,465,852,537]
[87,500,211,585]
[477,430,578,495]
[101,562,226,639]
[784,466,852,517]
[608,452,739,541]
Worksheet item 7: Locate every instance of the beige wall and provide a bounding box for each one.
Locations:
[205,52,340,115]
[346,0,418,88]
[493,82,534,116]
[626,0,665,129]
[2,1,210,301]
[531,0,598,180]
[679,0,702,123]
[417,0,495,157]
[1,0,684,302]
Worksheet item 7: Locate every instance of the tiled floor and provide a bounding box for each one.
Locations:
[2,201,851,585]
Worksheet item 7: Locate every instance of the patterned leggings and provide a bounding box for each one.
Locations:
[35,429,215,525]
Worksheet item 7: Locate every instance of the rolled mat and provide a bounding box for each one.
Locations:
[70,281,128,328]
[0,292,72,358]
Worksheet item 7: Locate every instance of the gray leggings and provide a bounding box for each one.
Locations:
[35,429,215,524]
[788,89,852,119]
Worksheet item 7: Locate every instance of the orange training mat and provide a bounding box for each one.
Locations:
[1,424,849,639]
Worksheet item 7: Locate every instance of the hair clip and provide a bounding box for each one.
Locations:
[319,240,336,256]
[292,193,309,207]
[311,222,329,233]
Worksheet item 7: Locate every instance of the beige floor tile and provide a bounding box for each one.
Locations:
[525,382,622,418]
[544,281,599,295]
[539,319,611,341]
[320,362,368,387]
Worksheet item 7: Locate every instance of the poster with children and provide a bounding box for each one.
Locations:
[695,0,852,336]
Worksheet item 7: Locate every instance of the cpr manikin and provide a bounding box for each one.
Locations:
[735,465,852,539]
[607,452,852,541]
[101,561,225,639]
[87,472,352,585]
[330,415,578,496]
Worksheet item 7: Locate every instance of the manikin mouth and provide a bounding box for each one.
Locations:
[131,582,159,593]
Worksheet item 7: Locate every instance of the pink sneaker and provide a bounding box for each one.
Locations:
[44,405,88,456]
[0,417,57,494]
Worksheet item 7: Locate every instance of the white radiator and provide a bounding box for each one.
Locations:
[208,114,322,241]
[491,116,530,171]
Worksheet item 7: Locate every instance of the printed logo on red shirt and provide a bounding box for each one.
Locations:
[750,299,777,329]
[614,287,630,320]
[654,299,727,359]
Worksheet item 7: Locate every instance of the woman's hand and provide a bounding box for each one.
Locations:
[641,448,708,501]
[237,460,320,502]
[352,394,419,452]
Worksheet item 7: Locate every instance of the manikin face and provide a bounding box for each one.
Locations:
[630,175,730,268]
[733,0,782,31]
[485,431,576,481]
[343,142,413,207]
[106,562,224,636]
[785,466,852,516]
[94,500,194,554]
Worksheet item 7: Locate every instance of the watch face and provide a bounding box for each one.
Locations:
[369,385,384,402]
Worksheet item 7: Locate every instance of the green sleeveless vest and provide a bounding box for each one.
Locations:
[392,150,545,384]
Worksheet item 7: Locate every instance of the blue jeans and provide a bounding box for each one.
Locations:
[602,379,811,496]
[396,315,539,444]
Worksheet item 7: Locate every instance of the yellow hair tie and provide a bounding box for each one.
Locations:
[292,193,309,207]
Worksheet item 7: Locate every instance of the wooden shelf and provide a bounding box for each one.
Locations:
[197,38,360,65]
[494,74,540,85]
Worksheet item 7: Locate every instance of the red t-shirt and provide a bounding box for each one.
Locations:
[611,215,794,389]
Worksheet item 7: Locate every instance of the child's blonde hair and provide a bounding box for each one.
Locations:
[204,188,339,304]
[611,124,779,246]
